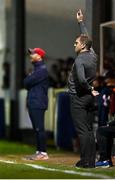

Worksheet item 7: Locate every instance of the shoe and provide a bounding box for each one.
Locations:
[23,152,49,161]
[95,160,112,168]
[31,153,49,160]
[75,160,94,168]
[23,152,38,160]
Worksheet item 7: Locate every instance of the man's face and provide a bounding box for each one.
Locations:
[74,37,84,54]
[29,53,41,62]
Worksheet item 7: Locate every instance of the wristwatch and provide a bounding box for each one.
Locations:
[91,86,94,91]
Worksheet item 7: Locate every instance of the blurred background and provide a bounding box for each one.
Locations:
[0,0,115,151]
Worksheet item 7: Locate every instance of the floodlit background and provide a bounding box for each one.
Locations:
[0,0,114,152]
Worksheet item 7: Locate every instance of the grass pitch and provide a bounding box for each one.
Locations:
[0,140,115,179]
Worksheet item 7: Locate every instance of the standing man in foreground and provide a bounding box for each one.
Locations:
[24,48,49,160]
[68,9,99,168]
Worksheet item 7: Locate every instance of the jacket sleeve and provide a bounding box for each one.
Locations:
[79,21,88,35]
[78,21,95,54]
[24,68,48,90]
[75,59,92,93]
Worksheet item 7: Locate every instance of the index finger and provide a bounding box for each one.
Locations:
[79,9,82,15]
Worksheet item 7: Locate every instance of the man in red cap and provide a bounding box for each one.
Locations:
[28,48,46,58]
[24,47,49,160]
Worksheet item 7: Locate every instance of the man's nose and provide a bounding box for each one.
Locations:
[74,44,76,47]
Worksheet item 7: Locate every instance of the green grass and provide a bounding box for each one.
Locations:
[0,140,115,179]
[0,162,75,179]
[0,140,35,154]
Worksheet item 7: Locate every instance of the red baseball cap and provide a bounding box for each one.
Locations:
[28,48,46,58]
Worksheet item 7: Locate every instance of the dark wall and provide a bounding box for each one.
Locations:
[92,0,112,56]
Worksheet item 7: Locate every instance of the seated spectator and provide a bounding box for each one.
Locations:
[102,56,114,78]
[57,59,68,88]
[96,121,115,168]
[49,64,60,88]
[96,86,115,168]
[93,76,111,126]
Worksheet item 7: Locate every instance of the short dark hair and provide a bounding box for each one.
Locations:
[79,34,92,50]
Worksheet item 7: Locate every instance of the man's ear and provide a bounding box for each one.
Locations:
[81,43,86,49]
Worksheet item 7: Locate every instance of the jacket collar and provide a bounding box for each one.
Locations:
[33,61,44,67]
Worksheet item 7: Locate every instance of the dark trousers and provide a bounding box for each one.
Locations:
[28,108,47,152]
[70,94,96,166]
[97,126,115,161]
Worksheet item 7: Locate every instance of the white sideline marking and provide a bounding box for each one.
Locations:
[0,159,15,164]
[0,159,111,179]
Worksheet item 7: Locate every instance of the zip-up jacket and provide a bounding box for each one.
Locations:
[24,61,49,109]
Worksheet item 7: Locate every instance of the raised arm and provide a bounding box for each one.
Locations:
[76,9,88,35]
[76,9,95,53]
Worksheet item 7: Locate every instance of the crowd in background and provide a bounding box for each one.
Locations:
[49,54,115,126]
[93,56,115,126]
[49,57,74,88]
[2,54,115,126]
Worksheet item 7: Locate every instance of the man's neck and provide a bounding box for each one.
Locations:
[80,49,89,53]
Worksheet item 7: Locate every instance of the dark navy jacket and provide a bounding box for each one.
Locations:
[24,61,49,109]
